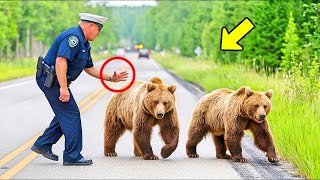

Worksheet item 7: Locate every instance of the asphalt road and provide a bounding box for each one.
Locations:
[0,53,302,179]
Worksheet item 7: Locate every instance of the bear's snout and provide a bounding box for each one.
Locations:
[254,113,266,123]
[259,113,266,120]
[156,112,164,119]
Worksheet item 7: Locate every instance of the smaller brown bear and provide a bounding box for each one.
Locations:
[186,86,279,163]
[104,77,180,160]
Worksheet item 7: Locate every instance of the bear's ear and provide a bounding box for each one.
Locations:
[235,86,251,96]
[146,82,156,92]
[265,89,273,99]
[168,85,176,94]
[245,87,253,96]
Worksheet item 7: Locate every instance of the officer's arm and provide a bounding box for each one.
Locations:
[84,67,112,81]
[55,57,68,88]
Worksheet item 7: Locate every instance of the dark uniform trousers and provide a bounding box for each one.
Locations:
[34,74,83,162]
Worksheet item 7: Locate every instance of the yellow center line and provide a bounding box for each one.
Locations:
[78,87,105,108]
[0,87,104,169]
[0,133,41,168]
[0,153,38,180]
[0,58,135,179]
[0,87,111,179]
[78,57,135,108]
[0,59,133,170]
[80,89,108,113]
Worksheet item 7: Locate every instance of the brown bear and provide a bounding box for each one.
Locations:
[186,86,279,163]
[104,77,180,160]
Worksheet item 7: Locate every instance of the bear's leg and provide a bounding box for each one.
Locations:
[104,117,125,157]
[186,122,208,158]
[225,129,247,163]
[248,121,279,163]
[133,115,158,160]
[134,129,158,160]
[134,142,142,157]
[212,134,231,159]
[159,110,179,158]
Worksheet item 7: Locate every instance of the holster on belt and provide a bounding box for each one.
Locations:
[36,56,56,88]
[44,64,55,88]
[36,56,72,88]
[36,56,44,77]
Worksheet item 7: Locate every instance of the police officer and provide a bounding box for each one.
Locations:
[31,13,128,166]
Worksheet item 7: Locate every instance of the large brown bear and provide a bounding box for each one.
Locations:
[104,77,180,160]
[186,86,279,163]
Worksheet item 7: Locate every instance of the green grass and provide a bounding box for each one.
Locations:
[0,58,36,82]
[153,53,320,179]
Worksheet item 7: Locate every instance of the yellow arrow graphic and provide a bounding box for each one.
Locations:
[220,17,255,51]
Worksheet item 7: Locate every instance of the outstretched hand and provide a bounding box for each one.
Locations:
[111,71,129,82]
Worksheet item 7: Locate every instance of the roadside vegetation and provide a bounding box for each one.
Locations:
[141,2,320,178]
[153,53,320,179]
[0,1,144,81]
[0,58,36,82]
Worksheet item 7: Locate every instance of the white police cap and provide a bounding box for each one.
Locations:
[79,13,108,29]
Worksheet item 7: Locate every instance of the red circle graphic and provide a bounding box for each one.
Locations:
[99,56,136,93]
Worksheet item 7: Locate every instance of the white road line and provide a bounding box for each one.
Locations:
[0,80,34,91]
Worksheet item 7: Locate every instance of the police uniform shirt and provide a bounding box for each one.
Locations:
[44,25,93,81]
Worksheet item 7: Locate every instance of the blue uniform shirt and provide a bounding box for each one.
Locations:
[44,25,94,81]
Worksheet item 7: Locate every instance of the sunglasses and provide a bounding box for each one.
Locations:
[92,23,102,32]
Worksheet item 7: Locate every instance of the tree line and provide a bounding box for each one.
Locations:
[1,1,320,74]
[0,1,148,61]
[132,0,320,72]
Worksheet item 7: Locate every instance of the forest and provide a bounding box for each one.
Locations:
[1,1,320,76]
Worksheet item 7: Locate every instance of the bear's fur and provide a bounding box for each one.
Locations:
[186,86,279,163]
[104,77,180,160]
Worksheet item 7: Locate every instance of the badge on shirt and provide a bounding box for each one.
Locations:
[68,36,79,48]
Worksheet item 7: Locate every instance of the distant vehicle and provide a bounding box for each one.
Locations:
[138,48,150,59]
[116,48,125,56]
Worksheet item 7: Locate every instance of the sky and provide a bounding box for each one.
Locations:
[89,0,158,7]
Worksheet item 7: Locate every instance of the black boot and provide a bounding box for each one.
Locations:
[31,145,59,161]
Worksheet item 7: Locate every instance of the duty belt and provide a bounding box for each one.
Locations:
[36,56,72,88]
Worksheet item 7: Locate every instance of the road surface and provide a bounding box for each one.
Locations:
[0,53,301,179]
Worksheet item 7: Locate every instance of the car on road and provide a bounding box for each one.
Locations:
[116,48,125,56]
[138,48,150,59]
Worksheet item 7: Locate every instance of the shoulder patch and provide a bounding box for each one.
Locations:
[68,36,79,48]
